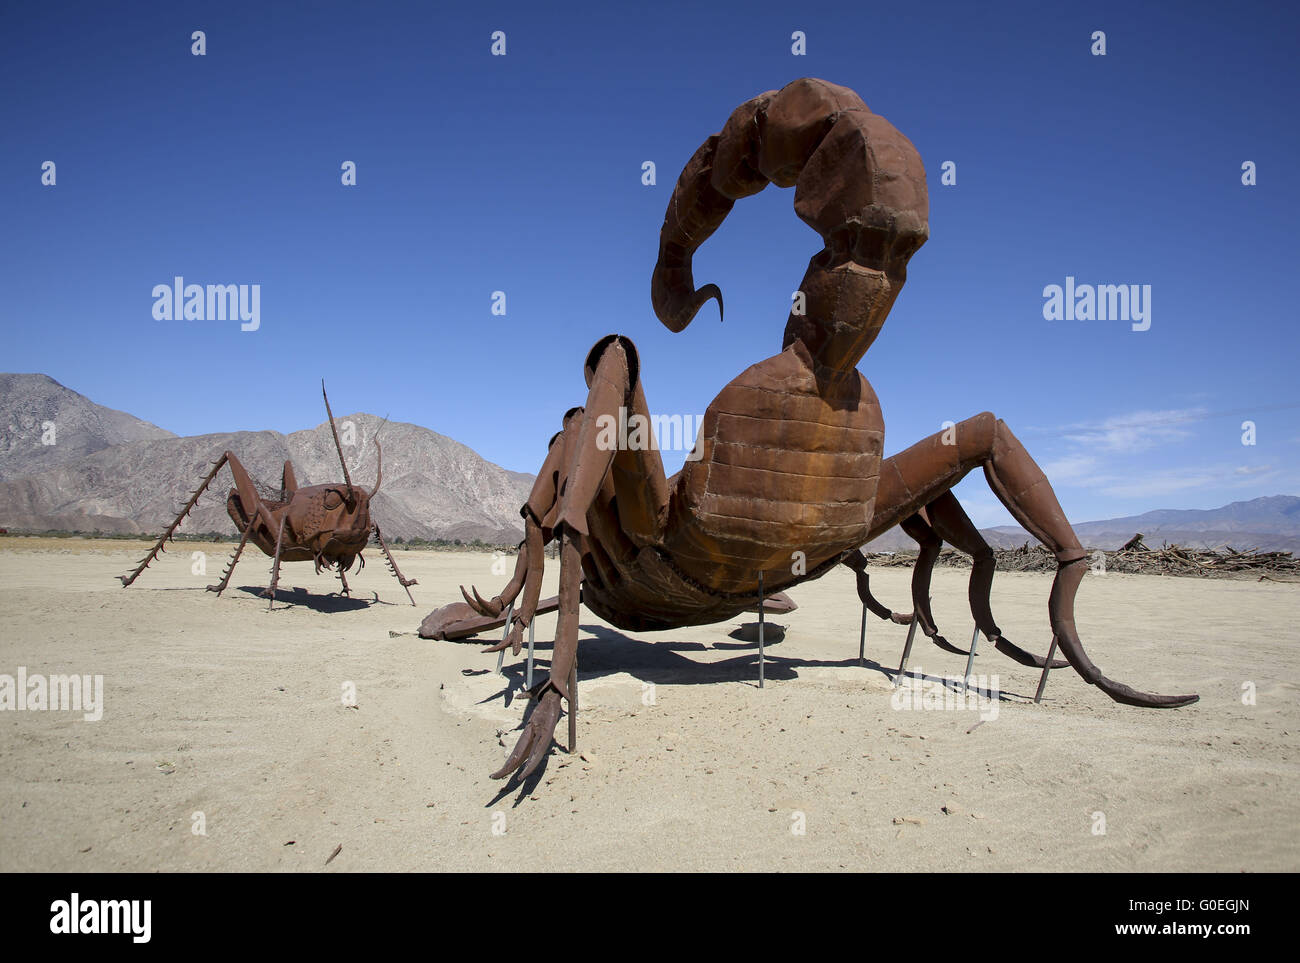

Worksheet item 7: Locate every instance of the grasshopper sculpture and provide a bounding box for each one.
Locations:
[119,384,417,609]
[425,78,1198,782]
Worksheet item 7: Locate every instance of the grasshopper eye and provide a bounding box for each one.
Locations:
[324,490,343,510]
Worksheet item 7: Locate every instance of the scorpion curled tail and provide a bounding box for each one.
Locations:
[652,77,930,373]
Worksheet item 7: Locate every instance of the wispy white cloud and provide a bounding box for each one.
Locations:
[1097,463,1283,499]
[967,405,1294,519]
[1061,408,1207,453]
[1042,454,1099,482]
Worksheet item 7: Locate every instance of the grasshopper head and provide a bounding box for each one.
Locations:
[307,484,373,566]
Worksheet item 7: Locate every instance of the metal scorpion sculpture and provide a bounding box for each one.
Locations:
[422,78,1198,782]
[119,384,417,609]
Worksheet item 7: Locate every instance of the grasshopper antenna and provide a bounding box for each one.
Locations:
[321,380,355,502]
[371,415,390,496]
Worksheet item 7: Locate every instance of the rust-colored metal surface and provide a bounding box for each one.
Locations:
[422,77,1197,781]
[119,384,417,609]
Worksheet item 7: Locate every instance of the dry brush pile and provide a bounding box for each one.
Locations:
[866,534,1300,581]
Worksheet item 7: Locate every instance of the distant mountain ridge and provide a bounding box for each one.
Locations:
[866,495,1300,553]
[0,374,532,543]
[0,373,175,482]
[2,374,1296,552]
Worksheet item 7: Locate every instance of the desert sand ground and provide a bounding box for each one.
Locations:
[0,537,1296,872]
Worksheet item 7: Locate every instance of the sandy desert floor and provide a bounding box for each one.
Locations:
[0,537,1296,872]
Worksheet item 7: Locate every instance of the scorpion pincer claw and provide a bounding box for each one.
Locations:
[474,586,502,616]
[480,622,523,656]
[459,584,500,617]
[490,688,564,780]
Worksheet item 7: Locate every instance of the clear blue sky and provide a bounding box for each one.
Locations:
[2,0,1297,527]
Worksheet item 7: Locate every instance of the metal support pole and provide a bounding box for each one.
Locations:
[858,601,868,665]
[525,618,535,691]
[961,625,981,694]
[1034,635,1059,704]
[495,601,514,676]
[568,657,578,752]
[894,618,918,687]
[757,571,765,689]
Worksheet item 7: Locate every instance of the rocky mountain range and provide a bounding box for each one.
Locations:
[980,495,1300,553]
[864,495,1300,553]
[2,373,1296,552]
[0,374,533,543]
[0,373,176,482]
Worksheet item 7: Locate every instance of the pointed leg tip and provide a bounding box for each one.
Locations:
[521,747,550,781]
[1096,675,1201,709]
[1134,692,1200,709]
[931,635,970,656]
[993,637,1067,669]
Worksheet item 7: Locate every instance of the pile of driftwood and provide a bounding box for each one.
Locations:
[866,533,1300,581]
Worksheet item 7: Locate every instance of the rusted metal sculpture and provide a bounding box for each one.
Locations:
[423,78,1198,781]
[119,384,417,609]
[842,492,1072,670]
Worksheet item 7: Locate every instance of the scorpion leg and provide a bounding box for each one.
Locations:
[491,530,579,779]
[463,419,569,623]
[482,514,546,656]
[871,413,1197,707]
[847,495,1063,666]
[922,491,1069,670]
[477,419,572,655]
[493,337,659,780]
[846,511,968,654]
[841,547,909,623]
[899,511,969,656]
[842,510,966,652]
